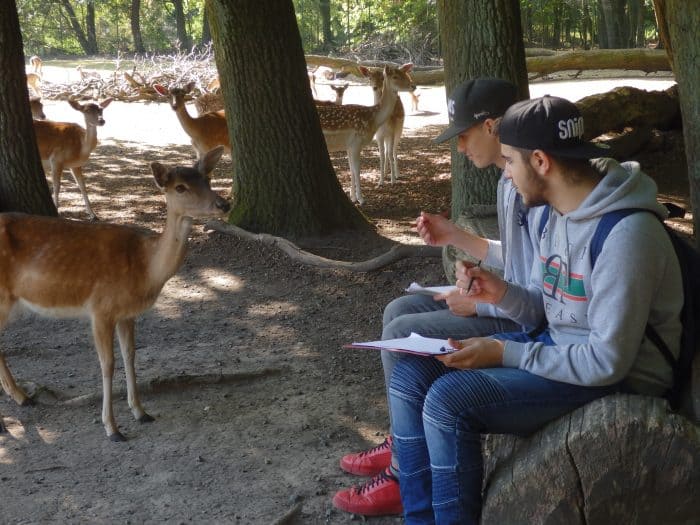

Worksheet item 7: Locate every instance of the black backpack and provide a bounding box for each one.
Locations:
[538,205,699,409]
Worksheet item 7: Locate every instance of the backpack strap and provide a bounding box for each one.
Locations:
[589,208,642,268]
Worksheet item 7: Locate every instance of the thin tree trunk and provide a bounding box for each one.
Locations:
[58,0,92,55]
[201,3,211,48]
[131,0,145,53]
[207,0,370,236]
[319,0,333,49]
[85,1,97,54]
[0,0,56,215]
[171,0,191,51]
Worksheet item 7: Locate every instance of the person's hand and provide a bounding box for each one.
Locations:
[434,288,477,317]
[456,264,508,304]
[415,211,456,246]
[435,337,504,369]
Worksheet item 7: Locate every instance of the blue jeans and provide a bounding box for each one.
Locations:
[388,331,620,525]
[381,294,521,410]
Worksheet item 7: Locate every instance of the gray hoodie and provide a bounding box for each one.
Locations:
[498,159,683,394]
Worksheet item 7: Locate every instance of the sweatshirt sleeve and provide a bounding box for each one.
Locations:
[502,214,678,386]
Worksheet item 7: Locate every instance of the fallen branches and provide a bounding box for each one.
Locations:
[205,220,442,271]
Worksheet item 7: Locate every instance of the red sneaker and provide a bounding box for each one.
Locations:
[332,467,403,516]
[339,436,393,476]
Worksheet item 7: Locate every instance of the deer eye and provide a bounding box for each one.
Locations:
[175,184,187,193]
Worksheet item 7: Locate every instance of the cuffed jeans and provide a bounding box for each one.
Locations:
[388,331,620,525]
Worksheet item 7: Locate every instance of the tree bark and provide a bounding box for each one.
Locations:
[130,0,145,53]
[663,0,700,246]
[58,0,93,55]
[319,0,333,49]
[437,0,529,214]
[201,3,211,48]
[207,0,370,236]
[0,0,56,215]
[171,0,191,51]
[85,1,97,54]
[599,0,629,48]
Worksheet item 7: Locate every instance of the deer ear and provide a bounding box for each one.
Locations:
[100,97,114,108]
[153,84,168,96]
[358,66,369,77]
[197,146,224,177]
[185,81,196,93]
[68,99,82,111]
[400,63,414,72]
[151,162,170,189]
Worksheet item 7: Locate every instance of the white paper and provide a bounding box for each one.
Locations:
[345,332,456,356]
[405,282,458,296]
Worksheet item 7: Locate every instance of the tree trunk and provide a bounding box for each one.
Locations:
[596,0,609,48]
[319,0,333,49]
[201,3,211,48]
[85,1,97,54]
[663,0,700,245]
[0,0,56,215]
[599,0,629,48]
[437,0,528,215]
[58,0,93,55]
[171,0,191,51]
[207,0,370,236]
[131,0,145,53]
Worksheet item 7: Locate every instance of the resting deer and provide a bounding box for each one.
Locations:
[29,96,46,120]
[26,72,42,98]
[359,63,414,185]
[0,147,230,442]
[315,83,349,107]
[317,64,415,204]
[154,83,231,160]
[76,65,101,81]
[33,98,112,220]
[29,55,42,74]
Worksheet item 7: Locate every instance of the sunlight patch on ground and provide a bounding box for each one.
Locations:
[247,301,300,319]
[337,417,388,445]
[199,269,245,292]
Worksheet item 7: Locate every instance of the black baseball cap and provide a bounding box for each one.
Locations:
[499,95,609,159]
[434,78,518,144]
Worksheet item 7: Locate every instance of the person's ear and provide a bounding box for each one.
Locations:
[483,118,496,136]
[530,149,550,175]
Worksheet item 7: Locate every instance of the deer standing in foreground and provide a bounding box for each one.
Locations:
[317,64,415,204]
[0,147,231,442]
[154,83,230,160]
[34,98,112,220]
[359,63,414,185]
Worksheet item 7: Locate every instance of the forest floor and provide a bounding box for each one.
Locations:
[0,73,691,524]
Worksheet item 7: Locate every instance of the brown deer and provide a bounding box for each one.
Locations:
[315,83,349,106]
[29,96,46,120]
[76,65,101,81]
[33,98,113,220]
[0,147,231,442]
[29,55,42,74]
[154,83,231,160]
[26,72,42,98]
[317,64,415,204]
[359,63,414,185]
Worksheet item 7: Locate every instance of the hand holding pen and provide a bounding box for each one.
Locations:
[456,260,509,304]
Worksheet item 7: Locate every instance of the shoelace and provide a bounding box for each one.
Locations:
[357,437,391,458]
[357,469,395,495]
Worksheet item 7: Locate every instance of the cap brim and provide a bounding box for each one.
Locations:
[433,122,471,144]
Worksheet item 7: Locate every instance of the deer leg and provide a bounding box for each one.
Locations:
[0,299,30,409]
[377,136,387,186]
[347,145,364,205]
[69,167,98,220]
[50,162,63,209]
[116,318,153,424]
[386,134,398,184]
[91,316,124,441]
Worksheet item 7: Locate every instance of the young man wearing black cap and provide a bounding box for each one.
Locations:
[332,78,540,517]
[387,95,683,523]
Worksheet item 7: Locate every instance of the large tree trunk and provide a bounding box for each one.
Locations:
[206,0,370,236]
[661,0,700,245]
[130,0,145,53]
[0,0,56,215]
[200,3,211,48]
[85,1,97,54]
[319,0,333,49]
[599,0,629,48]
[437,0,529,214]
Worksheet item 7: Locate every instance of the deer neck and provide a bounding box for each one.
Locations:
[149,212,193,288]
[174,102,197,133]
[81,122,99,158]
[372,82,398,130]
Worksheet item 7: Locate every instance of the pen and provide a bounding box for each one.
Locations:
[465,260,482,294]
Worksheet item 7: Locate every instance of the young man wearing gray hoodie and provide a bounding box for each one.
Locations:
[387,95,683,524]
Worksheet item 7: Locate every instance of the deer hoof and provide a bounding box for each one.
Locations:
[138,413,155,424]
[20,396,35,407]
[109,431,127,442]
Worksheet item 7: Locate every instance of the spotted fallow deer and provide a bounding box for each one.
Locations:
[0,147,231,442]
[359,63,415,185]
[33,98,113,220]
[317,65,415,204]
[154,82,231,160]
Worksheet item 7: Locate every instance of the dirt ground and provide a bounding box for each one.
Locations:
[0,77,692,524]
